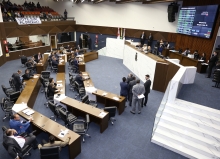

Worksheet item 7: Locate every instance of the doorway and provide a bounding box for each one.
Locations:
[50,35,57,49]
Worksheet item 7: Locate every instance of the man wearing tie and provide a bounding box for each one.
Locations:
[207,51,219,78]
[140,32,146,46]
[142,75,151,107]
[130,79,145,114]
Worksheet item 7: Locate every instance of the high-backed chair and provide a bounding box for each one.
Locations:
[1,98,13,121]
[1,85,16,97]
[8,91,21,103]
[49,61,58,73]
[39,146,60,159]
[48,101,64,121]
[73,114,91,143]
[44,87,53,107]
[74,81,85,99]
[9,78,16,91]
[20,55,27,67]
[40,72,50,93]
[104,106,117,125]
[58,108,77,127]
[81,95,98,107]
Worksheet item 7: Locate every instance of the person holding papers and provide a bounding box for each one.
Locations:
[9,114,33,135]
[130,79,145,114]
[38,135,71,150]
[199,52,206,62]
[75,72,85,87]
[48,78,59,96]
[142,75,151,107]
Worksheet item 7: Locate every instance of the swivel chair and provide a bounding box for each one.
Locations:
[1,98,13,121]
[48,101,64,121]
[58,108,77,127]
[104,106,117,125]
[20,55,27,67]
[39,146,60,159]
[81,95,97,107]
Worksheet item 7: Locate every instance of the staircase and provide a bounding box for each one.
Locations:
[151,99,220,159]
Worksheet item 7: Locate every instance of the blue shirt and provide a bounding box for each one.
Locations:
[9,119,30,135]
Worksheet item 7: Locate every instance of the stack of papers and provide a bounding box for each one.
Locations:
[12,104,28,113]
[85,87,97,93]
[99,112,107,118]
[57,80,62,83]
[113,97,119,101]
[57,84,63,87]
[138,94,145,99]
[22,109,35,115]
[102,92,107,96]
[58,129,69,138]
[33,75,38,78]
[84,76,89,79]
[82,73,87,76]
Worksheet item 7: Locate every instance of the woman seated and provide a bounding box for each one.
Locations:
[22,69,33,80]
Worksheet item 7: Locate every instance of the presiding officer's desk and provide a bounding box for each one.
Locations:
[56,73,66,95]
[82,72,126,115]
[18,108,81,159]
[58,55,65,73]
[61,97,109,133]
[36,54,49,74]
[15,75,41,108]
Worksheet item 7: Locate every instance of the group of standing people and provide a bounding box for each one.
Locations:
[120,74,151,114]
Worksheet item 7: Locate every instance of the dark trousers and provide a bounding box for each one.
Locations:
[120,93,127,103]
[24,133,37,147]
[15,85,21,92]
[129,93,133,106]
[142,93,149,106]
[207,65,214,78]
[140,39,145,46]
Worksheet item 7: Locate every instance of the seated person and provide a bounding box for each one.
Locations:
[164,42,170,49]
[9,114,33,135]
[3,128,38,159]
[75,72,85,86]
[34,52,42,63]
[52,56,59,68]
[22,69,33,80]
[48,78,59,96]
[182,48,190,56]
[199,52,206,62]
[193,50,199,60]
[215,61,220,70]
[142,44,147,51]
[158,44,164,54]
[38,135,71,150]
[74,49,80,56]
[146,46,151,53]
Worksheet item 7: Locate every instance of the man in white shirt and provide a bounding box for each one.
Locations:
[3,129,38,159]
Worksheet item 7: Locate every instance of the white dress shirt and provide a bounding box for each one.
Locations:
[9,136,25,148]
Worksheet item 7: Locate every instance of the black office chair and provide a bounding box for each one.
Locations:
[49,61,58,73]
[25,62,35,74]
[48,101,64,121]
[20,55,28,67]
[2,126,33,159]
[39,146,60,159]
[40,72,50,93]
[69,73,76,92]
[1,98,13,121]
[81,95,98,107]
[212,70,220,88]
[58,108,77,127]
[8,91,21,103]
[41,71,51,80]
[73,114,91,143]
[44,87,54,107]
[1,85,16,97]
[104,106,117,125]
[9,78,16,91]
[74,81,85,99]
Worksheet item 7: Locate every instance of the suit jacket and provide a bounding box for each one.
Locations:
[22,73,33,81]
[74,52,79,57]
[126,76,133,84]
[48,84,57,97]
[140,33,146,40]
[12,73,22,87]
[144,80,151,95]
[148,35,153,42]
[38,137,70,150]
[73,59,79,67]
[52,59,59,67]
[34,54,43,63]
[132,83,145,99]
[120,82,128,96]
[3,133,22,158]
[209,55,218,67]
[75,74,84,85]
[128,80,136,94]
[200,56,206,62]
[9,119,30,135]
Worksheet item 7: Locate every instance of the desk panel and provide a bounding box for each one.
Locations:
[58,56,65,73]
[36,54,49,74]
[84,52,98,62]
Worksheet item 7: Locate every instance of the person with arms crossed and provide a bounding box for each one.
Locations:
[130,79,145,114]
[142,75,151,107]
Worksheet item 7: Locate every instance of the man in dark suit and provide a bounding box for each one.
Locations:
[34,52,43,63]
[75,49,80,56]
[142,75,151,107]
[51,56,59,68]
[87,35,92,50]
[3,128,38,159]
[126,73,133,84]
[79,36,82,49]
[120,77,128,104]
[128,76,136,106]
[22,69,33,80]
[75,72,84,86]
[12,70,23,91]
[207,52,219,78]
[148,33,153,47]
[140,32,146,46]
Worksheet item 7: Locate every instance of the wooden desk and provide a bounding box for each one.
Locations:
[197,63,208,73]
[58,56,65,73]
[162,49,170,57]
[56,73,65,95]
[82,72,125,115]
[79,62,86,72]
[61,97,109,133]
[169,51,182,61]
[84,52,98,62]
[18,109,81,159]
[36,54,49,74]
[15,75,41,108]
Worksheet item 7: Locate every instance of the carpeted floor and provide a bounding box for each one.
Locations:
[0,55,190,159]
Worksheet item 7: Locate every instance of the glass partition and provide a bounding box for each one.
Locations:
[7,34,50,52]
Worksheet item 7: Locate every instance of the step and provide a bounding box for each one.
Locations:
[163,108,220,134]
[159,114,220,141]
[166,102,220,124]
[157,122,220,149]
[155,126,220,158]
[175,99,220,117]
[151,135,211,159]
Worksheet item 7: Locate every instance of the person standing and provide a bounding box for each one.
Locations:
[142,75,151,107]
[64,9,67,20]
[87,35,92,50]
[128,76,136,106]
[120,77,128,105]
[79,36,83,49]
[207,51,219,78]
[130,79,145,114]
[12,70,23,92]
[148,33,153,47]
[140,32,146,46]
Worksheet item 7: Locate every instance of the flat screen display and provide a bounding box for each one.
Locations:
[176,5,219,38]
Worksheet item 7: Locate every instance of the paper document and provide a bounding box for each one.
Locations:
[12,104,28,113]
[99,112,107,118]
[57,80,62,83]
[102,92,107,96]
[57,84,63,87]
[113,97,119,101]
[33,75,38,78]
[58,129,69,138]
[198,60,204,62]
[85,87,97,93]
[22,109,35,115]
[138,94,145,99]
